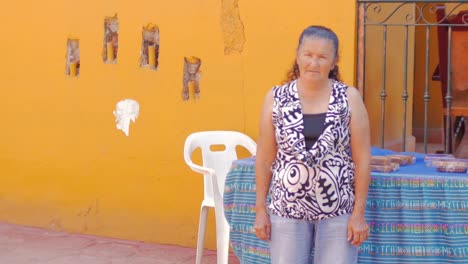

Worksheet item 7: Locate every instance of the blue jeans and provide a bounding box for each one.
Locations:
[268,213,357,264]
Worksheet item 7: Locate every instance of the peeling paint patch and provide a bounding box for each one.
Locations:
[220,0,246,55]
[65,38,80,77]
[77,199,100,232]
[140,23,160,70]
[113,99,140,136]
[49,217,63,231]
[103,14,119,64]
[182,57,201,101]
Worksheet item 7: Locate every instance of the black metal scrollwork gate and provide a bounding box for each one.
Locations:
[356,0,467,153]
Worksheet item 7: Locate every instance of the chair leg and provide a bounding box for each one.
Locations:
[216,228,230,264]
[196,205,209,264]
[215,211,230,264]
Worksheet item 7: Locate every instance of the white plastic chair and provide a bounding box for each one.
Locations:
[184,131,257,264]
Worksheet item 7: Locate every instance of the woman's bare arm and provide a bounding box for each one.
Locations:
[254,89,277,241]
[347,86,371,246]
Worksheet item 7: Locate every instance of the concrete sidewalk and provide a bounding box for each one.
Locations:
[0,221,240,264]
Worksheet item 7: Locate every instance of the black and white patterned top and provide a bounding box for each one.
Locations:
[268,79,355,220]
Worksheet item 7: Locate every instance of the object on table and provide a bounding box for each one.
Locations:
[371,156,392,166]
[424,153,455,166]
[370,164,395,173]
[391,162,400,171]
[433,159,468,173]
[387,154,416,165]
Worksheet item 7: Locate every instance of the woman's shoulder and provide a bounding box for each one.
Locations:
[332,80,360,96]
[337,83,363,108]
[332,79,351,90]
[272,80,296,97]
[343,84,361,100]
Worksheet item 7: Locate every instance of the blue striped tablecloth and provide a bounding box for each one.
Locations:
[223,154,468,264]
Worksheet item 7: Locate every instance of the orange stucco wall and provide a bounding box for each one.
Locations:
[0,1,356,248]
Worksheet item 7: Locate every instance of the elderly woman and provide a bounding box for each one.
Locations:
[254,25,371,264]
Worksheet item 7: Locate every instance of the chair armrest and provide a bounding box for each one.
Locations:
[185,160,215,176]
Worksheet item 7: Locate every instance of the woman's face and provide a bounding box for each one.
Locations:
[296,37,337,83]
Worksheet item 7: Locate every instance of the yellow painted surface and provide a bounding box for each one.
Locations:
[0,0,356,248]
[106,42,115,62]
[69,62,78,77]
[363,3,415,150]
[148,46,156,67]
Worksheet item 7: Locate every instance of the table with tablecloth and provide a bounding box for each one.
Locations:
[223,152,468,264]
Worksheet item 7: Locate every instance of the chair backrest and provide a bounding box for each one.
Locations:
[184,131,257,202]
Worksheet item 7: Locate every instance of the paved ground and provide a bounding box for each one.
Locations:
[0,221,240,264]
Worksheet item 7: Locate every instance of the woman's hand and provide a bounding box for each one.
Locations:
[254,208,271,241]
[347,212,370,247]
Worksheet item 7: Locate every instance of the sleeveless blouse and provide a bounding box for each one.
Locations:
[268,79,355,220]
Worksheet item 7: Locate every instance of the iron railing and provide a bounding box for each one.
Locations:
[356,0,468,153]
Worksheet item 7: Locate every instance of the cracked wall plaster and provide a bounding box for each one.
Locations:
[220,0,246,55]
